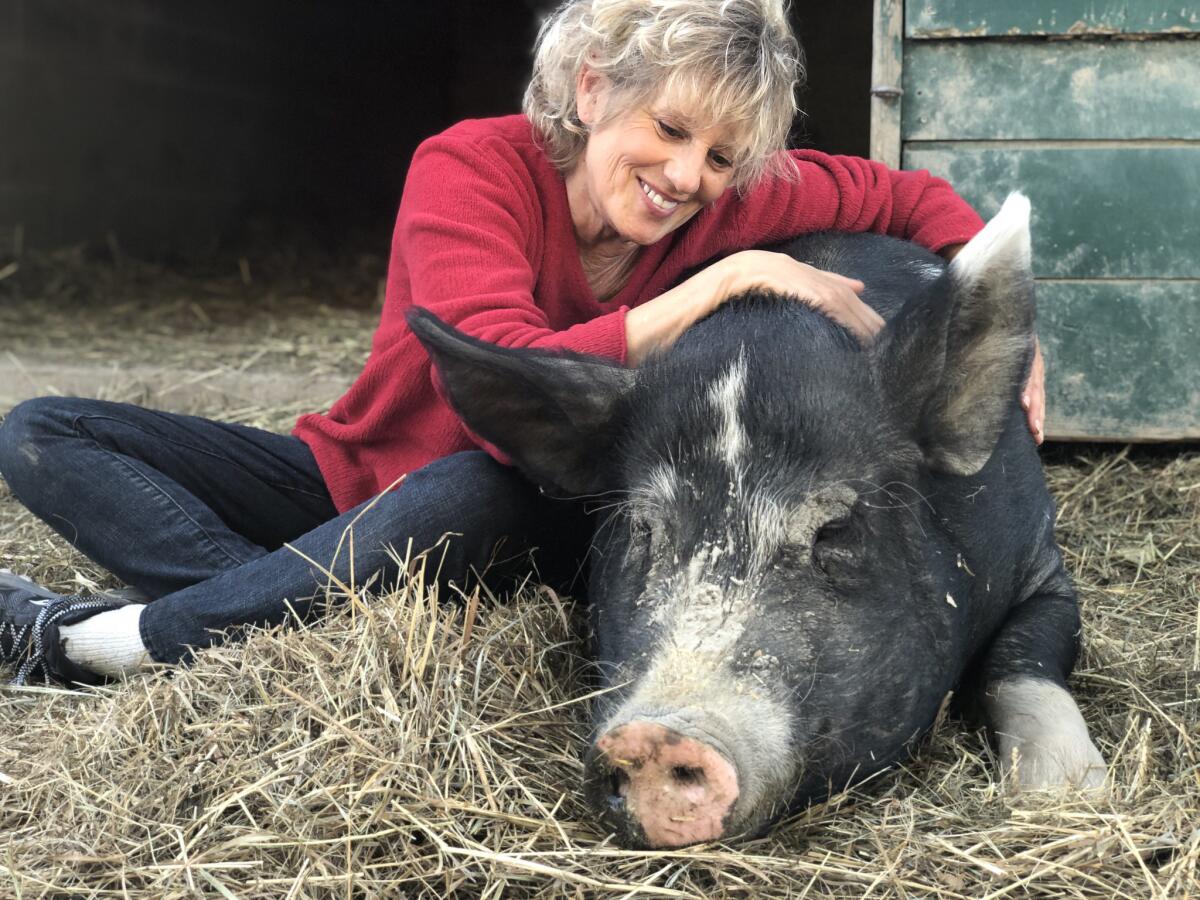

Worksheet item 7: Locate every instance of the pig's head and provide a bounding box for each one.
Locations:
[409,193,1037,847]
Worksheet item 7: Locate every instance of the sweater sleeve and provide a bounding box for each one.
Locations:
[388,133,628,362]
[728,150,984,253]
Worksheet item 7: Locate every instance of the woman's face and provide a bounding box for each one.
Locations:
[568,69,742,249]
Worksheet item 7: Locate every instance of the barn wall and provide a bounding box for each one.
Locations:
[0,0,872,257]
[887,0,1200,440]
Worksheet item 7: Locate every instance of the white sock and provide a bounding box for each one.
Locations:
[58,604,153,678]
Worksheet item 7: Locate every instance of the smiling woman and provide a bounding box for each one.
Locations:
[524,0,800,191]
[567,72,741,250]
[1,0,991,692]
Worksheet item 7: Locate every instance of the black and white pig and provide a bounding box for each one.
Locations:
[409,193,1106,849]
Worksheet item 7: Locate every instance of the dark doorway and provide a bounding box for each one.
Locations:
[0,0,874,256]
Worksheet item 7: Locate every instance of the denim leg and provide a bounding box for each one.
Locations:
[0,397,337,596]
[137,450,593,665]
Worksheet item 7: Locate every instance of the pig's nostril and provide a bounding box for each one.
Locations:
[671,765,705,786]
[609,767,631,806]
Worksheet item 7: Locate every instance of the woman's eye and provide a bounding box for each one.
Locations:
[709,152,733,170]
[658,120,685,139]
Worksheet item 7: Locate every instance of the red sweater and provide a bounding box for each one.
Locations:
[294,115,984,512]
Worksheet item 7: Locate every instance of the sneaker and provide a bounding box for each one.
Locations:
[0,569,126,686]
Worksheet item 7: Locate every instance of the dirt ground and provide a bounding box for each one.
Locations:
[0,250,1197,897]
[0,240,382,418]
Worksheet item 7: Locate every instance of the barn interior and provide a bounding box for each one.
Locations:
[0,2,1197,897]
[0,0,872,412]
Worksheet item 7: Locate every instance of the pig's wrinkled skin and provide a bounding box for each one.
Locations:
[410,194,1106,849]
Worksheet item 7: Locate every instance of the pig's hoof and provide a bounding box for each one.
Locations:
[1001,735,1107,792]
[987,678,1106,794]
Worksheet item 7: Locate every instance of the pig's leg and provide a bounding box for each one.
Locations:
[972,590,1106,791]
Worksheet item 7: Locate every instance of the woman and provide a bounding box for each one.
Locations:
[0,0,1043,687]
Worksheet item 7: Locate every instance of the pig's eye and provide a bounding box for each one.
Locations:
[812,517,853,574]
[629,520,654,551]
[814,516,851,544]
[627,513,669,555]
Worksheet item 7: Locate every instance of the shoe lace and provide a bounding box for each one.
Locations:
[6,596,117,687]
[0,618,34,666]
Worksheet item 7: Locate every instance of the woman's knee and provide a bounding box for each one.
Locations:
[407,450,524,497]
[400,450,590,590]
[405,451,573,532]
[369,452,530,563]
[0,397,82,485]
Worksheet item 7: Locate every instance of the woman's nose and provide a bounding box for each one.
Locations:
[663,146,706,198]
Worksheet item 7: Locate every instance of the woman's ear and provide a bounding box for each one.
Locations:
[575,64,608,126]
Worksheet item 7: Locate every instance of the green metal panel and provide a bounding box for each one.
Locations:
[907,1,1200,37]
[1039,281,1200,439]
[891,2,1200,439]
[904,40,1200,140]
[902,145,1200,279]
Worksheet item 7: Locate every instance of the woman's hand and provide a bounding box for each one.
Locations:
[716,250,885,344]
[624,249,884,366]
[1022,338,1045,445]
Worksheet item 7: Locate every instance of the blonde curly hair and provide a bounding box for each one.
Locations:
[523,0,804,192]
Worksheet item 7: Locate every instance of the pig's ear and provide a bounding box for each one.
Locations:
[882,192,1036,476]
[407,308,636,496]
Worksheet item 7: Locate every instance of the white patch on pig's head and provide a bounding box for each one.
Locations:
[708,349,749,477]
[635,483,857,645]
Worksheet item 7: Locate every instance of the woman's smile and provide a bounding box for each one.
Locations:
[637,176,682,216]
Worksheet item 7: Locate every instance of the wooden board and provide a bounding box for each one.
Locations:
[906,1,1200,37]
[870,0,904,167]
[1038,281,1200,439]
[902,145,1200,279]
[903,40,1200,140]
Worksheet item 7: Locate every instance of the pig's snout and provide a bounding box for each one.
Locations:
[592,721,739,848]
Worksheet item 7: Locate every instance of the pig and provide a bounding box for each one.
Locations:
[408,193,1107,849]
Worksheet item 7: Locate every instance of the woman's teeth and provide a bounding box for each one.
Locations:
[641,180,679,211]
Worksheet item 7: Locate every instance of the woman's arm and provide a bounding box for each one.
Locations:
[622,157,979,364]
[624,251,882,365]
[685,151,985,256]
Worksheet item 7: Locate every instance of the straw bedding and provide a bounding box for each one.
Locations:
[0,253,1197,898]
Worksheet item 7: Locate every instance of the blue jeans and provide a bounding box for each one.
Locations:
[0,398,593,664]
